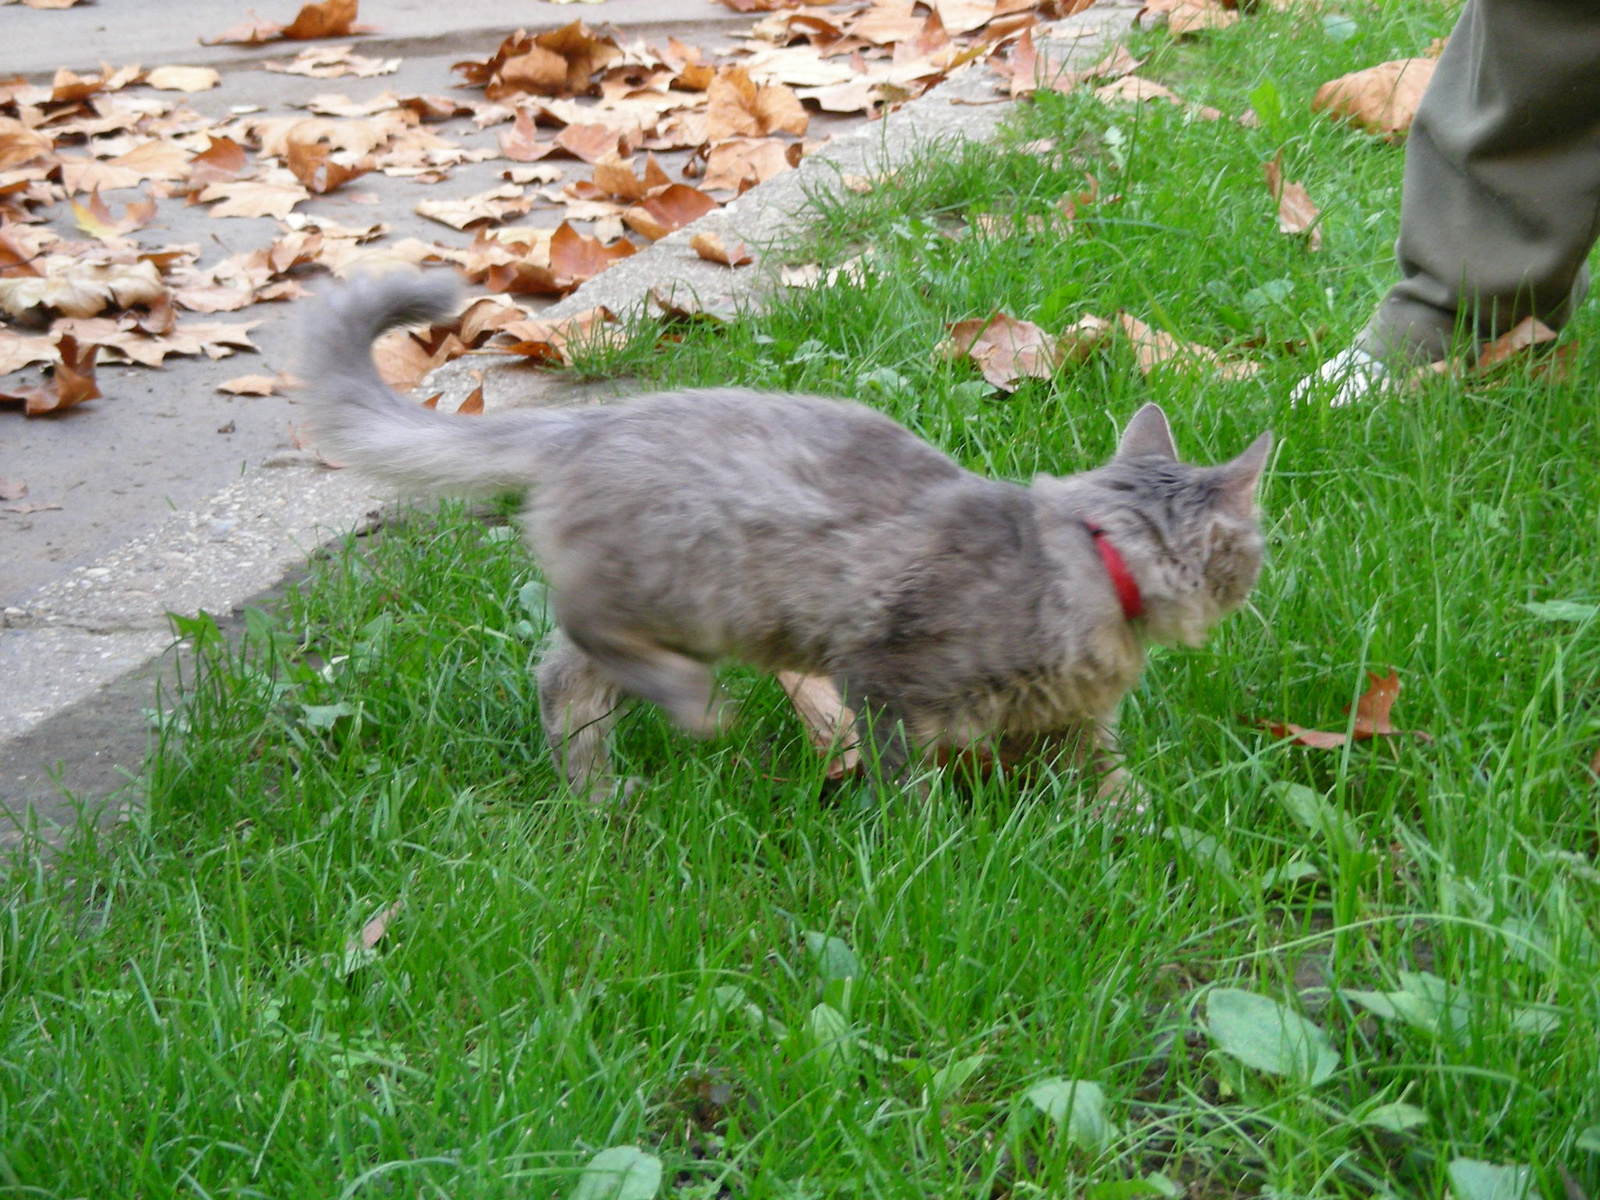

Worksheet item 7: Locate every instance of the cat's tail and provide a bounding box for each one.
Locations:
[295,270,576,496]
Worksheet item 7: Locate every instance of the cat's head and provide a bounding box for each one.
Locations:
[1039,404,1273,647]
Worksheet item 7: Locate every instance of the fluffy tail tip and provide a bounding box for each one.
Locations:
[296,268,463,376]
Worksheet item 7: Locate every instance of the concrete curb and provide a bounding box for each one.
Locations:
[0,5,1136,853]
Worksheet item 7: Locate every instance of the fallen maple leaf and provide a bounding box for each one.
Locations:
[0,118,54,170]
[939,311,1066,391]
[144,65,222,92]
[285,136,374,193]
[201,15,285,45]
[1094,75,1181,105]
[199,176,311,220]
[1312,58,1436,141]
[0,334,101,416]
[690,231,754,266]
[700,137,802,192]
[624,183,718,241]
[706,65,809,140]
[1262,151,1322,251]
[415,184,532,230]
[0,257,166,320]
[217,373,284,395]
[1117,312,1222,375]
[282,0,368,39]
[189,135,250,184]
[263,45,399,79]
[586,153,672,203]
[1258,670,1433,748]
[1474,316,1559,372]
[0,331,60,376]
[1166,0,1238,36]
[496,107,559,161]
[71,189,158,241]
[458,23,623,101]
[373,325,468,388]
[496,304,625,361]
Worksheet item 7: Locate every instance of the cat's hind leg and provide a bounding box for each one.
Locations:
[561,621,728,737]
[536,631,625,803]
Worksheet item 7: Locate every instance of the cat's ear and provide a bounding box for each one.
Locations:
[1118,403,1179,460]
[1215,431,1273,518]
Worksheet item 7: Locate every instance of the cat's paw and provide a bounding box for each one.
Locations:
[1090,766,1152,826]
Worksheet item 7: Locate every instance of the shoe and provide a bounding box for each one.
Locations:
[1290,346,1390,407]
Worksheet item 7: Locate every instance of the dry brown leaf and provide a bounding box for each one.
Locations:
[50,316,262,366]
[0,334,101,416]
[648,285,736,324]
[0,118,55,170]
[459,23,623,101]
[779,262,821,288]
[777,671,861,780]
[0,257,166,320]
[0,331,60,376]
[373,326,468,388]
[456,296,528,344]
[1166,0,1239,36]
[414,184,532,230]
[144,66,222,93]
[281,0,368,40]
[1093,75,1181,105]
[690,231,754,267]
[1312,58,1435,141]
[202,16,286,45]
[217,373,283,395]
[587,153,672,202]
[57,139,193,192]
[625,183,717,240]
[457,380,485,414]
[496,107,559,161]
[285,136,374,193]
[1116,312,1219,374]
[264,45,399,79]
[700,137,802,192]
[706,66,809,140]
[547,220,637,285]
[189,135,249,184]
[1475,317,1560,372]
[71,189,158,240]
[1262,151,1322,251]
[199,177,311,220]
[492,306,619,364]
[300,90,402,117]
[554,122,634,163]
[938,311,1065,391]
[1258,670,1432,748]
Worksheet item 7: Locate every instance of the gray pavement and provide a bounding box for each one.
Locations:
[0,0,1137,854]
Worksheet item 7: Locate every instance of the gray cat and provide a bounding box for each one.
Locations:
[297,271,1272,804]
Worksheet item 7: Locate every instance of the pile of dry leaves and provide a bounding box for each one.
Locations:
[0,0,1097,415]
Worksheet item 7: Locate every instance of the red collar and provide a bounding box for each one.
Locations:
[1086,522,1144,621]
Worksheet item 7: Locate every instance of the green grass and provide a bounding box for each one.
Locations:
[6,3,1600,1196]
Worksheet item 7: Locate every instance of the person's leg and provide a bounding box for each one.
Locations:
[1358,0,1600,366]
[1303,0,1600,403]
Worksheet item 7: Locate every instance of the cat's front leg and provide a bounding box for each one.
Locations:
[1089,711,1150,821]
[536,631,626,803]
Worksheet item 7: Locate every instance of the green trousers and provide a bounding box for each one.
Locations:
[1356,0,1600,363]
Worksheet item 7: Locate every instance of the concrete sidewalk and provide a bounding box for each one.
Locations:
[0,0,1137,855]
